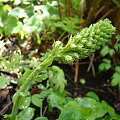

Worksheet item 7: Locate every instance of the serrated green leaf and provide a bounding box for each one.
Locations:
[100,46,109,57]
[54,17,80,34]
[48,65,66,92]
[36,70,48,82]
[47,90,66,109]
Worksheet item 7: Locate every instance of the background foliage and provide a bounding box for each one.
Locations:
[0,0,120,120]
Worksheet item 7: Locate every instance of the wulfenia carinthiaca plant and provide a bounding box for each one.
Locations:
[5,19,116,120]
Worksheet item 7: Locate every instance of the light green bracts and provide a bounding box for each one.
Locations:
[5,19,115,120]
[50,19,115,63]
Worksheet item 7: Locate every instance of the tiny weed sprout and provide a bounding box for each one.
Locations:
[5,19,118,120]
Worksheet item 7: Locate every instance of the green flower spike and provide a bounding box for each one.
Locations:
[5,19,115,120]
[50,19,116,63]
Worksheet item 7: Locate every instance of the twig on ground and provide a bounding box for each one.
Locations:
[87,54,96,76]
[74,59,80,83]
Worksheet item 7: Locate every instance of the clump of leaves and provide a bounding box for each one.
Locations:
[4,19,116,120]
[58,92,120,120]
[99,34,120,89]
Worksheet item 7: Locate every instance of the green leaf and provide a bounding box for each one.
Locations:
[36,70,48,82]
[31,94,43,107]
[116,35,120,41]
[107,105,117,118]
[15,107,35,120]
[86,92,99,101]
[11,21,23,34]
[19,96,31,109]
[114,43,120,52]
[22,70,33,84]
[48,65,66,92]
[58,101,80,120]
[13,92,30,106]
[55,17,80,34]
[95,101,107,118]
[47,90,66,109]
[0,4,8,25]
[1,58,10,70]
[100,46,109,57]
[22,14,43,34]
[5,15,18,35]
[115,66,120,73]
[33,33,41,45]
[99,59,111,71]
[76,97,97,119]
[111,72,120,86]
[25,5,34,17]
[108,49,115,56]
[10,53,21,67]
[14,0,21,5]
[79,78,86,85]
[58,96,118,120]
[37,84,46,90]
[76,97,107,119]
[9,7,27,18]
[0,75,10,89]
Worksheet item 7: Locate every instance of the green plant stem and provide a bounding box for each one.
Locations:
[6,57,53,120]
[40,103,43,117]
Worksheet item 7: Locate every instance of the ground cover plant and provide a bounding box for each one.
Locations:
[0,0,120,120]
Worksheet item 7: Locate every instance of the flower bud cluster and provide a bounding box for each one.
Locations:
[50,19,116,63]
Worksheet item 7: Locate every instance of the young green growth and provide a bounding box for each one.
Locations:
[51,19,115,63]
[5,19,115,120]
